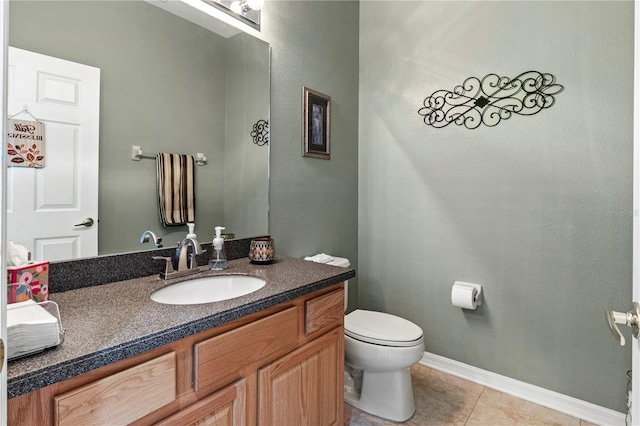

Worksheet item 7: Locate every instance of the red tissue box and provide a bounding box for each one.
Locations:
[7,261,49,303]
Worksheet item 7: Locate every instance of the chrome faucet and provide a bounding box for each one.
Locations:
[140,230,163,248]
[176,237,203,271]
[153,237,204,280]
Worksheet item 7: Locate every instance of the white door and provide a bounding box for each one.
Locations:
[6,47,100,262]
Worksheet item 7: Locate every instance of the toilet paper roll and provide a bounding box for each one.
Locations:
[451,282,482,310]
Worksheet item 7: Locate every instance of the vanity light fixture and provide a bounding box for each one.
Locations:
[230,0,263,15]
[200,0,263,30]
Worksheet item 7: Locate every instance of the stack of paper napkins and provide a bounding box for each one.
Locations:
[7,300,62,360]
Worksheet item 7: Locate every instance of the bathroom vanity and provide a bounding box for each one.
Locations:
[7,256,354,425]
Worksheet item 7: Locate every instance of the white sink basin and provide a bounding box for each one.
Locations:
[151,275,266,305]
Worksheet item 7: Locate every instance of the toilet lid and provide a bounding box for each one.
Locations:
[345,309,424,347]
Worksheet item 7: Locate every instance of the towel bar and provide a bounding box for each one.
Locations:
[131,145,207,166]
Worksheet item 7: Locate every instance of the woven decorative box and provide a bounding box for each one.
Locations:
[8,261,49,303]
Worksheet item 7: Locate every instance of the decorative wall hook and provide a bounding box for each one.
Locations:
[251,119,269,146]
[418,71,564,130]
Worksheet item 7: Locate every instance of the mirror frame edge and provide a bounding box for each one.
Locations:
[1,0,9,420]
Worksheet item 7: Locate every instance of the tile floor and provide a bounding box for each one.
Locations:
[344,364,599,425]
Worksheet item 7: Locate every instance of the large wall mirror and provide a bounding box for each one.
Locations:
[7,0,270,261]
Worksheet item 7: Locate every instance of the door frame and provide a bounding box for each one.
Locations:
[0,0,9,423]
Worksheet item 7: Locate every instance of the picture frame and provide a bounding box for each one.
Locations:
[302,87,331,160]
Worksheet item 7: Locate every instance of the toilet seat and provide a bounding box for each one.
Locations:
[345,309,423,347]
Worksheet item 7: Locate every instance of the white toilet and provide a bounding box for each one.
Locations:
[305,254,425,422]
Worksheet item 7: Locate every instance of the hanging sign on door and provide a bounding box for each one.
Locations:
[7,118,45,168]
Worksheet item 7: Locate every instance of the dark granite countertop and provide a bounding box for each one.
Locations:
[7,256,355,398]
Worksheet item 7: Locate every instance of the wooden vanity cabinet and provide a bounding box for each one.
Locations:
[8,283,345,426]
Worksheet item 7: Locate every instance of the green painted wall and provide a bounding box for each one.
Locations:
[261,1,360,311]
[358,1,632,412]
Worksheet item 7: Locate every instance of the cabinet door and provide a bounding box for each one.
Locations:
[156,379,246,426]
[258,327,343,426]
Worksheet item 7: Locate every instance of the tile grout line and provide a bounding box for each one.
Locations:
[464,385,487,425]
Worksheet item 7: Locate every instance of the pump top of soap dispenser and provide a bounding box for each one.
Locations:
[209,226,228,271]
[186,223,196,239]
[213,226,225,250]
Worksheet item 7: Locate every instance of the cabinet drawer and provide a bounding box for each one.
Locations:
[194,307,298,392]
[305,288,344,335]
[53,352,176,426]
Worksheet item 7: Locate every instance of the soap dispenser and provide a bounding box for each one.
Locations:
[186,223,197,239]
[209,226,228,271]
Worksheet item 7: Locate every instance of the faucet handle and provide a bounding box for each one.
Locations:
[152,256,175,277]
[188,249,207,270]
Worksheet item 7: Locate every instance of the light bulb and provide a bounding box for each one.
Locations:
[230,0,243,14]
[246,0,264,11]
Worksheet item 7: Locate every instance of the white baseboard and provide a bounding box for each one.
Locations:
[420,352,626,426]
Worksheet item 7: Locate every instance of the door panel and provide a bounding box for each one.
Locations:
[6,47,100,261]
[258,328,343,426]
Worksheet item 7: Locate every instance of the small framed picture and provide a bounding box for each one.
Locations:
[302,87,331,160]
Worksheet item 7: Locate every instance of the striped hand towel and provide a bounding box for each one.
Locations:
[156,153,195,226]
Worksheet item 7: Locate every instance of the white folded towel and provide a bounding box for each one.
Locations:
[303,253,334,264]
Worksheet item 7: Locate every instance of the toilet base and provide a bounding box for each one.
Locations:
[344,367,416,422]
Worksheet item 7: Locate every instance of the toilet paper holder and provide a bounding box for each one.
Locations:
[451,281,482,309]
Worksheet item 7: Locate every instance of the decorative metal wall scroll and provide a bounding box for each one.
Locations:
[418,71,564,130]
[251,119,269,146]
